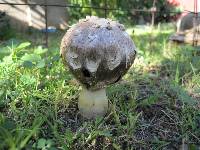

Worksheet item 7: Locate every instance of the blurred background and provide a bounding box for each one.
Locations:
[0,0,196,46]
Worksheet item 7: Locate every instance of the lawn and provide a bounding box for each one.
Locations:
[0,24,200,150]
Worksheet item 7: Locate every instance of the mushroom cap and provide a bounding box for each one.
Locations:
[61,16,136,90]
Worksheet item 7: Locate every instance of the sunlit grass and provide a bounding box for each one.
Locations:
[0,24,200,149]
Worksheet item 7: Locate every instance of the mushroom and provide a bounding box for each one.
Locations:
[60,16,136,119]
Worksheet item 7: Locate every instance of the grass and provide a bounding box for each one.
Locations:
[0,24,200,149]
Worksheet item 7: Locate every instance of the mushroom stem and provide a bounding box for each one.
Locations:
[78,87,108,119]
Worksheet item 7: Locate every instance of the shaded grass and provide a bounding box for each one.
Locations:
[0,24,200,149]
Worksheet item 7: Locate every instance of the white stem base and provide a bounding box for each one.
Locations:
[78,88,108,119]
